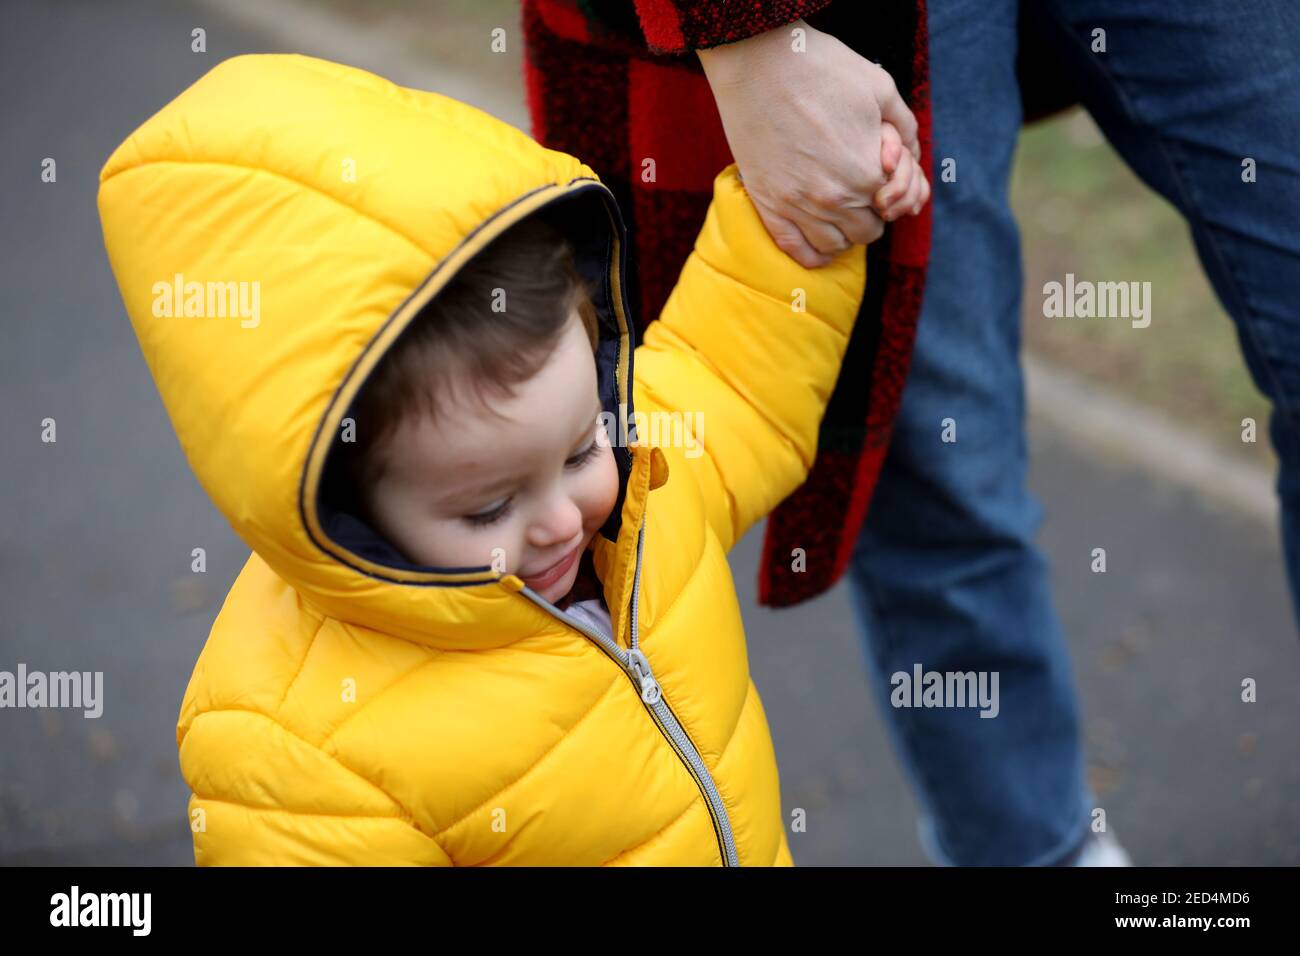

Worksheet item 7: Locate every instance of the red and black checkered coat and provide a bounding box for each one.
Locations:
[522,0,932,608]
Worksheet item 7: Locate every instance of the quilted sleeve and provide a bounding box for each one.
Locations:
[179,708,453,866]
[632,0,834,54]
[632,163,866,553]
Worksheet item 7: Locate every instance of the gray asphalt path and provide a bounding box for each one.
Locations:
[1,0,1296,866]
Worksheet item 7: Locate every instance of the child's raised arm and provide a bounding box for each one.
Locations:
[632,163,867,554]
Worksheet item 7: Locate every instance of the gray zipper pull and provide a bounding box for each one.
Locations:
[626,647,661,704]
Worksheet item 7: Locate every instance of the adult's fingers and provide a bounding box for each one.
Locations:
[823,203,886,245]
[787,182,887,251]
[795,213,857,258]
[750,195,833,268]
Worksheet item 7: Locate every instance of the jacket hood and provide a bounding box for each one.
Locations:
[98,54,639,648]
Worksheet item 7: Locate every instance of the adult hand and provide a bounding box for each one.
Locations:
[697,18,925,267]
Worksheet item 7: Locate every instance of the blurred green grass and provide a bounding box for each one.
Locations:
[1013,109,1271,460]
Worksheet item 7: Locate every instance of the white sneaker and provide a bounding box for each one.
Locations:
[1072,830,1133,866]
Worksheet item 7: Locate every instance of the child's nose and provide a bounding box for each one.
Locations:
[526,494,584,549]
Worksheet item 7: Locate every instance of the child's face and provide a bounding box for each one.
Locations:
[364,309,620,604]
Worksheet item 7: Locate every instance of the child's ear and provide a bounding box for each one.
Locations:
[879,121,903,178]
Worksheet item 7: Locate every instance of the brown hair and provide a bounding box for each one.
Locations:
[342,216,600,506]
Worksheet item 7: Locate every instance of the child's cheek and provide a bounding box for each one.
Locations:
[472,521,521,572]
[590,446,620,526]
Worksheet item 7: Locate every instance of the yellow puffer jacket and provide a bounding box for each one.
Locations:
[98,54,865,866]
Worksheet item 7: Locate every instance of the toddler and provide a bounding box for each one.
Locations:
[98,53,916,865]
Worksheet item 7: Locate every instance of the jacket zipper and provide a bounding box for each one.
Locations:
[514,511,740,866]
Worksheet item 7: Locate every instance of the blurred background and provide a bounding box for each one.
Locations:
[1,0,1296,865]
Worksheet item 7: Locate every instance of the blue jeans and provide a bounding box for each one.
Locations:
[848,0,1300,865]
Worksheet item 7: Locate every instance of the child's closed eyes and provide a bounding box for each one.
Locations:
[463,434,605,528]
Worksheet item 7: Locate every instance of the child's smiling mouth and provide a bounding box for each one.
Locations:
[521,539,584,590]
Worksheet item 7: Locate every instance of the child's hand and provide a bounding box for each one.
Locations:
[873,121,930,222]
